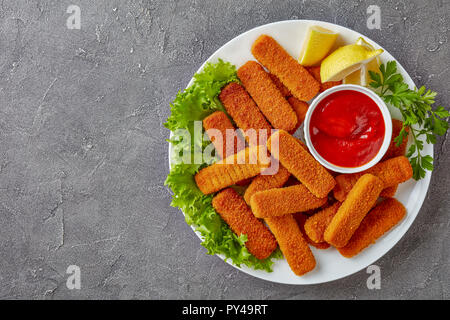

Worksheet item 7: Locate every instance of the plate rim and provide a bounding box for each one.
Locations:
[167,19,432,285]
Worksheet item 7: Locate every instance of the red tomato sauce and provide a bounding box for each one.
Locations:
[309,90,385,167]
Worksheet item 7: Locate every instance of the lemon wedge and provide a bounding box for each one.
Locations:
[343,38,381,86]
[342,69,362,85]
[320,41,383,82]
[299,26,338,67]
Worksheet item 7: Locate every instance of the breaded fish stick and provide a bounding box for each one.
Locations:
[382,119,409,161]
[212,188,277,259]
[324,174,384,248]
[304,202,341,244]
[377,120,408,194]
[251,35,320,101]
[219,82,272,146]
[294,213,330,249]
[268,130,336,198]
[268,73,292,97]
[243,165,291,205]
[380,185,398,198]
[265,214,316,276]
[238,61,297,132]
[250,184,327,218]
[203,111,243,159]
[338,198,406,257]
[333,156,413,201]
[287,97,309,134]
[306,66,342,92]
[195,147,269,195]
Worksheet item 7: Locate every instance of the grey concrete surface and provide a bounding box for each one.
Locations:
[0,0,448,300]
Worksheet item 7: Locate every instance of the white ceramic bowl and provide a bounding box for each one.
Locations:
[303,84,392,174]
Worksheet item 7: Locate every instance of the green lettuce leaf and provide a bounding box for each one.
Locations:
[164,59,281,272]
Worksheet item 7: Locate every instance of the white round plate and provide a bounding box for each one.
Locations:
[168,20,432,284]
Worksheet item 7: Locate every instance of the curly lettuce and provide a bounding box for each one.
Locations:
[164,59,281,271]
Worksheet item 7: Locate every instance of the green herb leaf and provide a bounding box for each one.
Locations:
[369,61,449,180]
[435,106,450,118]
[165,59,281,271]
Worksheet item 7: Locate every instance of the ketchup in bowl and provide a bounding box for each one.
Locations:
[309,90,385,168]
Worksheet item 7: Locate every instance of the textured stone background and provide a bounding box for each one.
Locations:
[0,0,448,299]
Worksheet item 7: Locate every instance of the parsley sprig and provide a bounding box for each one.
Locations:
[369,61,450,180]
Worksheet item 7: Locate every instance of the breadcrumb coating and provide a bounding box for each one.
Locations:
[294,212,330,249]
[212,188,277,260]
[238,61,297,132]
[382,119,409,161]
[304,202,341,244]
[338,198,406,257]
[251,35,320,101]
[380,185,398,198]
[324,174,384,248]
[333,156,413,201]
[219,82,272,146]
[268,130,336,198]
[287,97,309,134]
[195,147,269,195]
[243,165,291,205]
[250,184,327,218]
[203,111,242,159]
[265,214,316,276]
[372,119,409,196]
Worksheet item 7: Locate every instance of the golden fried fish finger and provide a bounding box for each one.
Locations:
[380,185,398,198]
[382,119,409,161]
[203,111,243,159]
[338,198,406,257]
[251,35,320,101]
[268,130,336,198]
[294,212,330,249]
[265,214,316,276]
[250,184,327,218]
[219,82,272,146]
[324,174,384,248]
[304,202,341,244]
[243,165,291,205]
[195,147,269,195]
[333,156,413,201]
[287,97,309,134]
[212,188,277,260]
[238,61,297,132]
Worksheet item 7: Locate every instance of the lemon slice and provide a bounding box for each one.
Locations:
[343,38,381,86]
[320,42,383,82]
[299,26,338,67]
